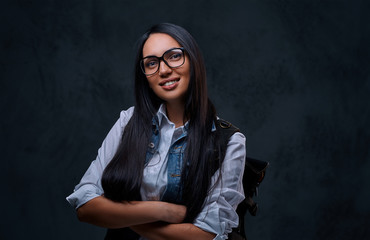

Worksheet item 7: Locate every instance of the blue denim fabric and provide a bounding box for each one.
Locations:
[145,116,188,204]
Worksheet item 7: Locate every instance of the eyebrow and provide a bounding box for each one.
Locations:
[142,47,181,59]
[142,54,158,59]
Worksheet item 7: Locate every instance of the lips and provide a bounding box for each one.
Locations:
[159,78,179,86]
[159,78,180,90]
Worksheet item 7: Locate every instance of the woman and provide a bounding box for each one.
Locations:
[67,23,246,240]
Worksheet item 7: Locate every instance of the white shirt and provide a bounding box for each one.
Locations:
[66,105,246,239]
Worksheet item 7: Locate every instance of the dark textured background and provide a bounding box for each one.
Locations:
[1,0,369,239]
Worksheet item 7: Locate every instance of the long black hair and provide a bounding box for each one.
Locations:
[102,23,223,223]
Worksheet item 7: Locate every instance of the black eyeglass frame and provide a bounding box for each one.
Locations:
[140,47,185,76]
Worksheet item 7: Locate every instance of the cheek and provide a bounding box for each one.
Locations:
[146,77,155,89]
[184,67,191,83]
[181,62,191,79]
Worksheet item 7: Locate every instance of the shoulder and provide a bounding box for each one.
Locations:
[229,131,246,145]
[118,106,135,128]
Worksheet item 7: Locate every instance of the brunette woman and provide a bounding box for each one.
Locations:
[67,23,246,240]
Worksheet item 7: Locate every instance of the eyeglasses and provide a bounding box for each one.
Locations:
[140,47,185,76]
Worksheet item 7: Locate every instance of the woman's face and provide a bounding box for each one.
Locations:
[142,33,190,104]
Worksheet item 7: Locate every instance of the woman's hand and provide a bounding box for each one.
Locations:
[130,203,216,240]
[131,222,216,240]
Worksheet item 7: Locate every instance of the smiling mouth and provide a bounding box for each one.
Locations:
[160,79,179,86]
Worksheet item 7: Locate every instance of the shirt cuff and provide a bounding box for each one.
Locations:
[194,220,227,240]
[66,184,103,209]
[193,201,234,240]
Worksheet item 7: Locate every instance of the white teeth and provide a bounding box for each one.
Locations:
[163,80,178,86]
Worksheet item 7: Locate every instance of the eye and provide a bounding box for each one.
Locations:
[167,51,183,61]
[144,58,158,69]
[170,53,181,60]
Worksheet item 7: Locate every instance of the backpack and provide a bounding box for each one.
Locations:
[216,119,269,240]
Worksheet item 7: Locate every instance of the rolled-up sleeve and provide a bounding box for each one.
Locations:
[194,132,246,240]
[66,107,134,209]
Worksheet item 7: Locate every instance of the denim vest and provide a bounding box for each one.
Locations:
[145,116,188,204]
[105,117,189,240]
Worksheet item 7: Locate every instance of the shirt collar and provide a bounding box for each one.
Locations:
[155,104,189,131]
[154,104,216,133]
[156,104,168,127]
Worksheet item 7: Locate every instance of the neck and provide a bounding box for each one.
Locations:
[165,101,186,128]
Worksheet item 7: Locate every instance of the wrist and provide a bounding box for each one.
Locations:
[157,201,170,222]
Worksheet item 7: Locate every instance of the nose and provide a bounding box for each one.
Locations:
[158,60,172,76]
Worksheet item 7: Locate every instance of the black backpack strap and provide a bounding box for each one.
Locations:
[216,118,240,162]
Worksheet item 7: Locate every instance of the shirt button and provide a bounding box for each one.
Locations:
[148,142,155,148]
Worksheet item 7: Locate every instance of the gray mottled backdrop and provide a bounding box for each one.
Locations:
[1,0,369,239]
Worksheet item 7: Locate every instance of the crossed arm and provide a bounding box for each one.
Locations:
[77,196,215,240]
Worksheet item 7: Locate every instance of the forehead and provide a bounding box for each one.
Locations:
[142,33,181,57]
